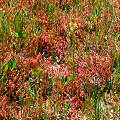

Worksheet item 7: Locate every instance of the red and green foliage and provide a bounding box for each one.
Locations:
[0,0,119,119]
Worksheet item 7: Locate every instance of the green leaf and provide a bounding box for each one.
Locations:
[65,75,68,82]
[2,71,5,78]
[32,70,34,75]
[58,78,61,84]
[47,3,51,14]
[64,100,70,111]
[15,32,19,38]
[49,15,54,23]
[11,59,17,70]
[47,3,49,12]
[0,11,4,28]
[67,103,71,110]
[32,70,40,79]
[39,3,41,8]
[1,20,5,27]
[38,29,41,35]
[61,75,64,84]
[48,77,53,85]
[0,11,3,20]
[92,9,96,16]
[63,75,70,87]
[12,32,16,37]
[10,0,13,7]
[7,1,10,7]
[64,101,68,110]
[18,30,22,37]
[87,15,91,21]
[4,60,10,71]
[14,19,19,32]
[23,33,27,38]
[4,64,9,71]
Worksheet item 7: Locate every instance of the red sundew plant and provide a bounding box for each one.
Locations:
[0,0,120,119]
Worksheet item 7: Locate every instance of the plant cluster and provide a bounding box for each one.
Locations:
[0,0,119,119]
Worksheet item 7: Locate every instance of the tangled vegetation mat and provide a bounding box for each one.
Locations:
[0,0,119,119]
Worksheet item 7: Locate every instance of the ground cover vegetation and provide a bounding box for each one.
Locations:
[0,0,120,119]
